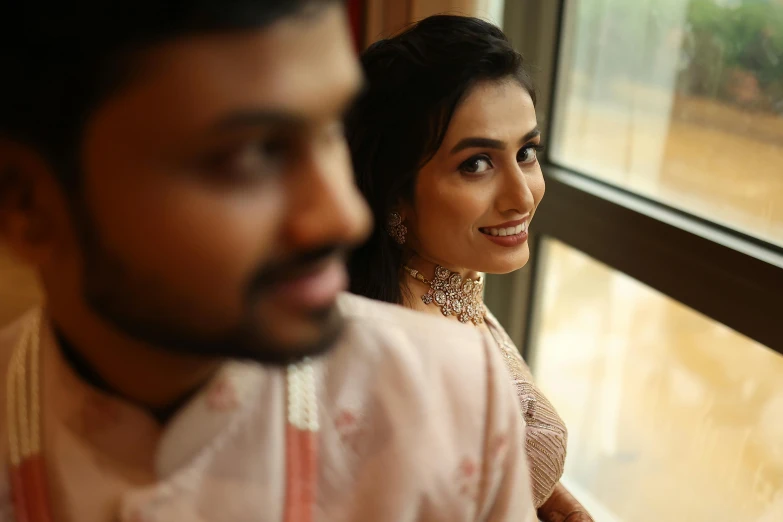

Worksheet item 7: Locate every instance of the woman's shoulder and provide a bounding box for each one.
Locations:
[482,307,502,332]
[482,307,519,351]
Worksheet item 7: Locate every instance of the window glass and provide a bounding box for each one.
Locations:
[531,238,783,521]
[551,0,783,246]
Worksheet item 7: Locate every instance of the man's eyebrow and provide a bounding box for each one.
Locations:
[209,81,366,133]
[210,110,306,132]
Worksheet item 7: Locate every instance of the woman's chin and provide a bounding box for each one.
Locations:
[474,245,530,275]
[471,260,530,276]
[484,265,527,275]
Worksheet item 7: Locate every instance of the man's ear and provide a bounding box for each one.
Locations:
[0,140,62,266]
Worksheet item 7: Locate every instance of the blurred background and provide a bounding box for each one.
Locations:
[2,0,782,520]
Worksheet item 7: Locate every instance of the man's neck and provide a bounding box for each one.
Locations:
[53,328,203,423]
[49,309,221,424]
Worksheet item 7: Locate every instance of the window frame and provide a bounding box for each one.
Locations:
[485,0,783,357]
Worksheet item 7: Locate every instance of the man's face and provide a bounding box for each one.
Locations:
[67,6,371,364]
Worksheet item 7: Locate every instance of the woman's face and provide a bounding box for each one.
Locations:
[403,79,544,274]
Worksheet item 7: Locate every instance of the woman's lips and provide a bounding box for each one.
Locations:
[479,220,529,247]
[479,220,528,237]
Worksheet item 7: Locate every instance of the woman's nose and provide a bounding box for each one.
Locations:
[496,165,536,215]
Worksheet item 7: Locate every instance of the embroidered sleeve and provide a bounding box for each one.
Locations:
[474,331,537,522]
[487,318,568,508]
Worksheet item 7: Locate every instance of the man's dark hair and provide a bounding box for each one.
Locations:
[0,0,340,193]
[346,15,535,305]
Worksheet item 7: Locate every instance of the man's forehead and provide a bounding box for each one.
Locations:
[117,6,361,124]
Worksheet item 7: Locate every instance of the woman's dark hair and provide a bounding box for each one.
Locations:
[346,15,535,305]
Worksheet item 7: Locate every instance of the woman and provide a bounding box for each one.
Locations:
[346,15,593,522]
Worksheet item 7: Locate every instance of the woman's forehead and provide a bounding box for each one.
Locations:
[442,81,537,148]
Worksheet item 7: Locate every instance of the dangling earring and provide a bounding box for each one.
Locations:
[386,212,407,245]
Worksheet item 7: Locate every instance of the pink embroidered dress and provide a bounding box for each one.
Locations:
[484,310,568,508]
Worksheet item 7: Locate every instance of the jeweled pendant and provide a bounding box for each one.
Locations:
[407,264,485,326]
[434,290,447,305]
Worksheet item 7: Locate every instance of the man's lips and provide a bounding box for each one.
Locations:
[268,258,347,309]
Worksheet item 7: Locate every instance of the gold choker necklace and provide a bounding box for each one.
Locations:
[403,265,485,325]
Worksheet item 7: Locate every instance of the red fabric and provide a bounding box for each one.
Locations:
[283,425,318,522]
[24,456,53,522]
[9,464,30,522]
[9,457,54,522]
[347,0,365,51]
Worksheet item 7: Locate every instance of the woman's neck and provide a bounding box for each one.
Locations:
[403,254,481,282]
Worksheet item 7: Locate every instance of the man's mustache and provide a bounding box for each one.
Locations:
[245,245,349,299]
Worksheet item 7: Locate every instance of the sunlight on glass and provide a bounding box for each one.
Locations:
[552,0,783,245]
[531,239,783,522]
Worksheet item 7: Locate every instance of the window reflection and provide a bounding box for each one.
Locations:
[531,238,783,521]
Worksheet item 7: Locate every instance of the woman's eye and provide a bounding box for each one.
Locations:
[459,155,493,174]
[518,146,538,165]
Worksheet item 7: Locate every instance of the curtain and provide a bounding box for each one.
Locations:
[363,0,505,47]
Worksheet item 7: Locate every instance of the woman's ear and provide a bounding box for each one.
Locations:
[388,208,406,223]
[395,197,416,224]
[0,141,62,266]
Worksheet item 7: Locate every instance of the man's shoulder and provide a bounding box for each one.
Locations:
[0,313,31,519]
[0,311,31,371]
[338,292,486,344]
[336,292,491,372]
[0,311,30,414]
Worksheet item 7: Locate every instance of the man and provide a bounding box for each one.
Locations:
[0,1,536,521]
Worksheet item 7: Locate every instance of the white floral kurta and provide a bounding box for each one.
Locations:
[0,294,536,522]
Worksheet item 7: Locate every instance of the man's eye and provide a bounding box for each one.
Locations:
[209,139,291,180]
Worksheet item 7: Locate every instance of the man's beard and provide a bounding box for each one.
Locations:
[74,212,347,366]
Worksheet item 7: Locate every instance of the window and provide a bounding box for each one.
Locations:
[491,1,783,519]
[532,239,783,521]
[552,0,783,246]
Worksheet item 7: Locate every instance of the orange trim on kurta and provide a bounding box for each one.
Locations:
[10,456,54,522]
[24,456,53,522]
[283,425,318,522]
[9,465,29,522]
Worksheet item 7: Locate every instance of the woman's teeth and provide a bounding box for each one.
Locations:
[480,222,527,237]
